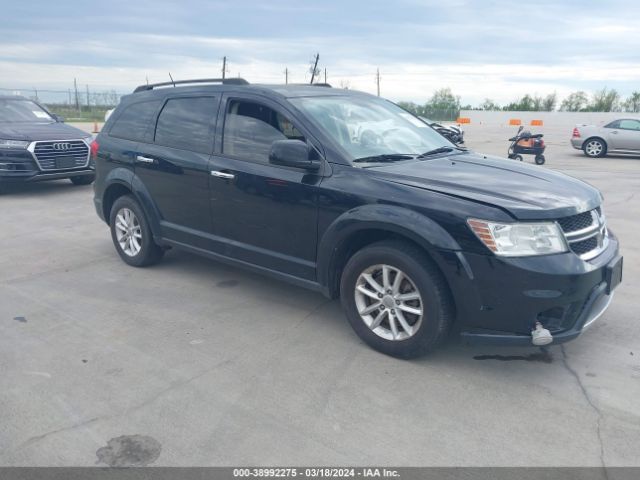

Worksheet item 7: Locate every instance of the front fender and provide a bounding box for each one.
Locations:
[317,204,461,294]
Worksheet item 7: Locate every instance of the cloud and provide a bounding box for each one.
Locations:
[0,0,638,105]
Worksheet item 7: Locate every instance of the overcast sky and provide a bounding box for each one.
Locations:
[1,0,638,105]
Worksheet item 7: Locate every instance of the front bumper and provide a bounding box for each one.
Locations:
[434,232,621,346]
[0,149,94,183]
[0,168,95,183]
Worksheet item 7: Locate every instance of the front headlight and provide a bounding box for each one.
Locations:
[468,218,568,256]
[0,139,29,149]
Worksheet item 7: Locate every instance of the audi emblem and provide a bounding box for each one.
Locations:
[53,142,72,151]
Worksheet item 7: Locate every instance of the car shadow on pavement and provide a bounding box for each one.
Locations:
[0,179,92,197]
[155,248,579,373]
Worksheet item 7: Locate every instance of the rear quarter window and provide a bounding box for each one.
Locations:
[154,97,217,154]
[109,100,161,142]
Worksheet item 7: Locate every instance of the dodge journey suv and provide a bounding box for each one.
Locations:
[93,78,622,358]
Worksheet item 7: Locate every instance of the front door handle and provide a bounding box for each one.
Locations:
[136,155,155,164]
[211,170,235,179]
[611,131,618,134]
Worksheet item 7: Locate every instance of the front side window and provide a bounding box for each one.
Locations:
[110,100,161,142]
[155,97,217,154]
[0,99,53,123]
[618,119,640,131]
[223,100,305,163]
[289,95,453,162]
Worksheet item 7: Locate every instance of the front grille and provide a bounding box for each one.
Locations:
[557,211,594,233]
[32,140,89,171]
[557,208,607,260]
[570,236,598,256]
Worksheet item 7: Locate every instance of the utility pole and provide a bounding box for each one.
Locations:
[324,68,327,83]
[222,56,227,79]
[309,53,320,84]
[86,84,90,107]
[74,78,80,111]
[284,68,288,84]
[376,68,381,97]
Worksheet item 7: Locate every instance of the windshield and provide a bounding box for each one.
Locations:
[290,95,454,162]
[0,99,53,123]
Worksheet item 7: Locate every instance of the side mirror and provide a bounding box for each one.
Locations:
[51,114,65,123]
[269,140,320,171]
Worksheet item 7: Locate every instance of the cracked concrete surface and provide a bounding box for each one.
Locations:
[561,345,607,469]
[0,124,639,466]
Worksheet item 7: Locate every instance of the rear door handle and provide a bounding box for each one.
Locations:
[211,170,235,179]
[136,155,155,164]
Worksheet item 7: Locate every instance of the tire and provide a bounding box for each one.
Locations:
[340,240,453,359]
[109,195,164,267]
[515,155,524,162]
[535,155,545,165]
[583,138,606,158]
[70,174,95,186]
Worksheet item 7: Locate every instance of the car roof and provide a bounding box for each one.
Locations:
[122,82,373,104]
[0,95,30,100]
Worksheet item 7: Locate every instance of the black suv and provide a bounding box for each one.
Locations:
[0,96,95,189]
[93,79,623,358]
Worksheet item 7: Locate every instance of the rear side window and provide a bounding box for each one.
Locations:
[223,100,305,163]
[109,100,161,142]
[155,97,217,153]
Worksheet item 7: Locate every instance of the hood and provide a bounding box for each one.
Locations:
[370,152,601,220]
[0,122,90,141]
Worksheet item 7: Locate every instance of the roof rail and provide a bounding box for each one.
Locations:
[133,78,249,93]
[288,83,333,88]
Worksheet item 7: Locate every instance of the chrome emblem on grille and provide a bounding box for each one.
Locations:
[52,142,72,151]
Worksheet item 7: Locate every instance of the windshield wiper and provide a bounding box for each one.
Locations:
[417,146,455,158]
[352,154,415,163]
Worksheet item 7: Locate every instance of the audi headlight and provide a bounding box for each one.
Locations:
[0,139,29,149]
[468,219,568,256]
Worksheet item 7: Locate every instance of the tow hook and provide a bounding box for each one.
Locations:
[531,321,553,346]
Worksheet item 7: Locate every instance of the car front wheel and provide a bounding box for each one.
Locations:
[109,195,164,267]
[340,240,453,358]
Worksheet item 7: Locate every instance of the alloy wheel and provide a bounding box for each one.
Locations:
[354,264,424,341]
[585,140,603,157]
[114,207,142,257]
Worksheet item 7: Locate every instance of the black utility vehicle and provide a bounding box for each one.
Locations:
[93,79,622,358]
[0,96,95,189]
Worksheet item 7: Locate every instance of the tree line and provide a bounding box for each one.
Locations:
[398,88,640,115]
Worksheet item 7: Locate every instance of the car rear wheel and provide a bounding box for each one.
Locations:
[70,174,95,186]
[340,240,453,358]
[584,138,606,158]
[109,195,164,267]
